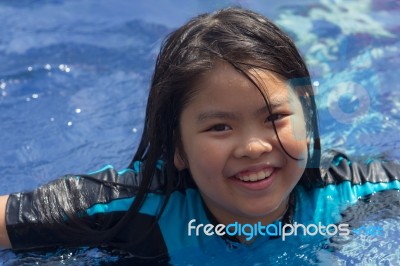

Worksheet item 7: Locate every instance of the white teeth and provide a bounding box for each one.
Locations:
[257,171,265,180]
[236,169,273,182]
[249,173,258,182]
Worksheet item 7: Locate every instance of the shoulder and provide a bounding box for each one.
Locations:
[294,151,400,225]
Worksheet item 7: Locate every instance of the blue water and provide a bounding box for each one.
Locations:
[0,0,399,264]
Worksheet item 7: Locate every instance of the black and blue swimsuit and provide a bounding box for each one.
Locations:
[5,152,400,263]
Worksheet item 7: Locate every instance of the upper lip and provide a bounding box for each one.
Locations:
[231,163,277,178]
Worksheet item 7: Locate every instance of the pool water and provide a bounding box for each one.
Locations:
[0,0,399,265]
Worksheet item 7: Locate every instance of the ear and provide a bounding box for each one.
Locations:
[174,148,186,170]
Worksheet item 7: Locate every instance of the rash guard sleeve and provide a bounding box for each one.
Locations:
[295,152,400,226]
[323,152,400,186]
[5,166,167,256]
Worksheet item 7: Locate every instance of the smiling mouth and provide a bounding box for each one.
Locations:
[235,168,274,182]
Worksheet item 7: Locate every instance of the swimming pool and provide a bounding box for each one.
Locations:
[0,0,399,264]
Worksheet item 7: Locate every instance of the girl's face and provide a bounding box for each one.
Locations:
[175,63,308,226]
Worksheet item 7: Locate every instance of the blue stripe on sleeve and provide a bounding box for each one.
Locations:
[86,193,164,217]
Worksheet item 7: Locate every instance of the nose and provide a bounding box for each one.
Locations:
[233,136,273,160]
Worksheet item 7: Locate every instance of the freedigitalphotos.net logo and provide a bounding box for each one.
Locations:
[187,219,384,241]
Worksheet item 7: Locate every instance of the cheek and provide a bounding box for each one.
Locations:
[288,114,308,143]
[278,117,309,169]
[185,140,223,175]
[280,122,307,151]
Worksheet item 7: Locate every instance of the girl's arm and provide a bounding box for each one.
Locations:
[0,195,11,248]
[3,167,146,251]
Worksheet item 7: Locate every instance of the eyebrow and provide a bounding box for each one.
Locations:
[197,111,239,122]
[197,97,288,122]
[260,97,288,113]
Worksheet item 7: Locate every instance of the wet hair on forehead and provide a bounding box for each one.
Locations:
[157,7,314,118]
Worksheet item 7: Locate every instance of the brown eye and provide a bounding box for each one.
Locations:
[209,124,231,132]
[266,114,286,122]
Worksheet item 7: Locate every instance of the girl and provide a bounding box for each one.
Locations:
[0,7,399,264]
